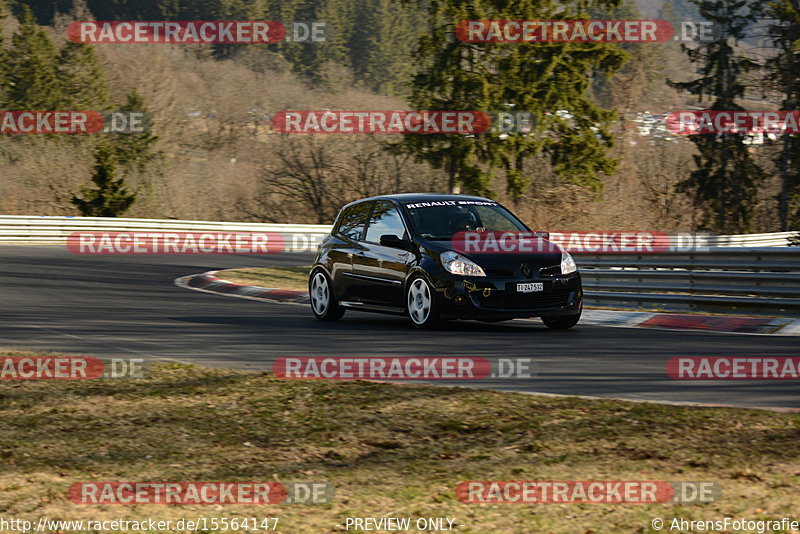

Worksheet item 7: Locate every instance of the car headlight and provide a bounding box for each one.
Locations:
[441,251,486,277]
[560,252,577,274]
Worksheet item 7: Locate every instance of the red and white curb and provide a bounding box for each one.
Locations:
[174,270,309,306]
[577,309,800,336]
[176,270,800,336]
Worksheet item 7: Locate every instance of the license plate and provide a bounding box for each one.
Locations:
[517,282,543,293]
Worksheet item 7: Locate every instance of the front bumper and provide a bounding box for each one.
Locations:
[434,273,583,320]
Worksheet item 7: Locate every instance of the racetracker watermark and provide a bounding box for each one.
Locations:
[281,21,328,42]
[67,232,286,254]
[656,517,799,533]
[69,482,332,505]
[0,111,150,134]
[0,357,148,379]
[666,110,800,135]
[667,357,800,380]
[272,357,536,380]
[343,517,456,531]
[0,517,280,533]
[455,20,715,43]
[68,21,286,44]
[272,111,491,134]
[456,481,721,504]
[451,231,709,254]
[486,111,536,134]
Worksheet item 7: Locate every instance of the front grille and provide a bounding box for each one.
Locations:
[477,289,573,310]
[484,267,515,277]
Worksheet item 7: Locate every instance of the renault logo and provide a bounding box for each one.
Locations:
[520,264,531,277]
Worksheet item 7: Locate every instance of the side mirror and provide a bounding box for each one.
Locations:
[535,231,550,240]
[380,234,412,250]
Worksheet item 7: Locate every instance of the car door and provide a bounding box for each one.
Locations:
[330,201,373,301]
[351,201,413,307]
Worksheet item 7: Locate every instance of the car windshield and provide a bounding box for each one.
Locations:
[403,200,528,240]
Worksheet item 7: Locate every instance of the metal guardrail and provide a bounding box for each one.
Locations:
[0,215,331,251]
[1,216,799,314]
[575,248,800,315]
[692,231,799,247]
[0,215,798,246]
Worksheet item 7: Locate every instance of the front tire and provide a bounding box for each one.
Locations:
[541,310,581,330]
[406,275,440,329]
[309,270,345,321]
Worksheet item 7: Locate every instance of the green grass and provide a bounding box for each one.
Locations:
[0,350,798,533]
[217,266,310,291]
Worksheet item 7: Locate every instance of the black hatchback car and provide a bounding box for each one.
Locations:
[308,194,582,329]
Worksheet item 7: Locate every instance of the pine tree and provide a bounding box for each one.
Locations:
[51,0,109,110]
[180,0,266,18]
[669,0,764,233]
[3,5,65,109]
[264,0,319,76]
[0,3,8,103]
[58,41,110,109]
[110,90,160,173]
[403,0,626,198]
[360,0,421,96]
[314,0,355,72]
[767,0,800,230]
[89,0,164,20]
[401,0,495,194]
[72,144,136,217]
[492,0,629,199]
[14,0,71,25]
[591,1,664,111]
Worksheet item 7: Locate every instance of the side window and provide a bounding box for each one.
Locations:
[365,201,406,243]
[336,202,372,241]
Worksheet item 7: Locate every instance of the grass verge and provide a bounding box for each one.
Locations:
[0,350,798,533]
[217,267,310,291]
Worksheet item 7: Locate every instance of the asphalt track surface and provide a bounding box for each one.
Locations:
[1,245,798,409]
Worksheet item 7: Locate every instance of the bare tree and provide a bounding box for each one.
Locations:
[238,135,446,223]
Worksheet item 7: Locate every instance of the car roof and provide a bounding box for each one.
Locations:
[348,193,495,205]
